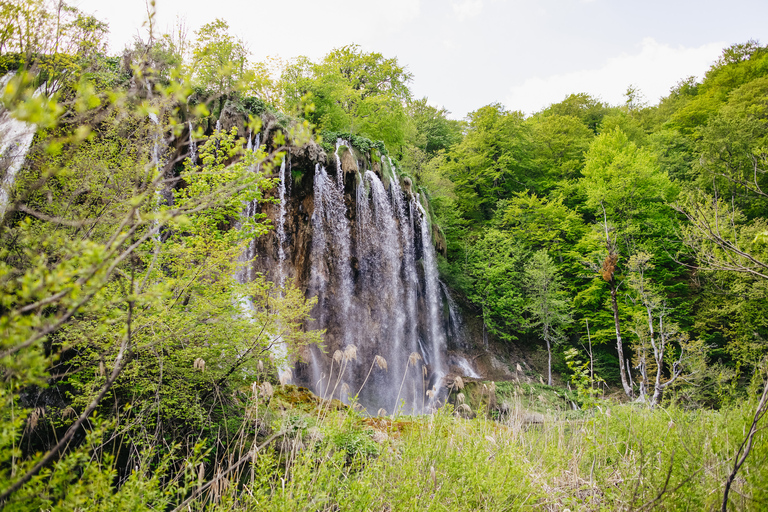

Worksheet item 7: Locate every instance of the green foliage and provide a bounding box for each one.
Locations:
[280,45,412,151]
[4,8,768,507]
[541,92,614,134]
[527,112,593,188]
[496,191,585,265]
[440,103,533,221]
[463,229,527,341]
[0,22,320,506]
[321,130,387,155]
[190,19,248,95]
[564,347,605,406]
[581,127,677,233]
[524,250,572,345]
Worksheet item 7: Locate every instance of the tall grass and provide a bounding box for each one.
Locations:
[8,355,766,511]
[187,373,768,511]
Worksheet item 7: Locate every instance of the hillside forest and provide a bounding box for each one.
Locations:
[1,2,768,510]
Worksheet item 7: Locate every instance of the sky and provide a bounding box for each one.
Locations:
[75,0,768,119]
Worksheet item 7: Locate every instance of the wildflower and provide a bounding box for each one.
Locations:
[374,355,388,370]
[408,352,422,366]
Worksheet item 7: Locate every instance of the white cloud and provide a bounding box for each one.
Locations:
[505,38,725,115]
[452,0,484,21]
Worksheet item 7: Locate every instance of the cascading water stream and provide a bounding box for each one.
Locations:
[388,159,419,362]
[0,73,43,219]
[455,355,480,379]
[440,280,465,348]
[362,170,418,412]
[416,199,447,404]
[188,121,197,164]
[275,157,288,288]
[334,138,352,189]
[147,113,164,242]
[309,164,356,397]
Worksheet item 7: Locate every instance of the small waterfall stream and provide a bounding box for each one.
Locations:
[275,157,288,287]
[417,199,447,393]
[0,73,43,219]
[188,121,197,164]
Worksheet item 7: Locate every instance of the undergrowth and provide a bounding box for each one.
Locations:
[9,381,765,511]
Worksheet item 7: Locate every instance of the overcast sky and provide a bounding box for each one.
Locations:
[75,0,768,119]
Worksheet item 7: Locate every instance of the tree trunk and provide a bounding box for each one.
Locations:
[544,324,552,386]
[609,279,633,397]
[546,337,552,386]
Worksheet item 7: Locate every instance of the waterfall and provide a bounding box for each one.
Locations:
[189,121,197,164]
[334,138,352,189]
[309,164,356,397]
[235,132,292,382]
[148,113,160,167]
[455,355,480,379]
[440,280,465,348]
[0,73,42,220]
[416,199,447,401]
[389,160,419,364]
[275,157,288,287]
[298,154,453,413]
[234,140,456,415]
[361,170,415,412]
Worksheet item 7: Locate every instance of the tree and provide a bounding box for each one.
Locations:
[496,191,585,268]
[524,249,572,385]
[694,75,768,219]
[464,229,527,345]
[279,45,413,151]
[627,253,687,406]
[441,103,533,221]
[190,18,248,95]
[541,92,613,134]
[0,36,320,507]
[580,127,678,397]
[0,0,109,94]
[527,113,593,188]
[407,97,463,155]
